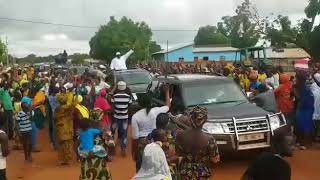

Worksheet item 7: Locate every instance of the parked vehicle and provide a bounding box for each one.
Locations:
[112,68,153,113]
[151,74,287,152]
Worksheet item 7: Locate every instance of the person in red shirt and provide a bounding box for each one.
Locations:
[274,74,294,126]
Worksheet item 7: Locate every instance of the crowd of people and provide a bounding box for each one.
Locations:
[0,56,319,180]
[141,60,320,150]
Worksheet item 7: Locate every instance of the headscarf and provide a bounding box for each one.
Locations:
[75,95,83,104]
[32,86,46,116]
[100,88,107,97]
[94,91,111,126]
[66,90,74,106]
[314,73,320,83]
[225,63,235,73]
[90,108,103,123]
[134,142,172,180]
[190,106,208,128]
[249,70,258,81]
[274,73,293,113]
[75,95,89,119]
[280,73,290,85]
[57,93,68,105]
[21,96,32,106]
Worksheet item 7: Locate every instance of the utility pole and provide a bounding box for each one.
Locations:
[5,36,8,66]
[165,40,169,78]
[166,40,169,62]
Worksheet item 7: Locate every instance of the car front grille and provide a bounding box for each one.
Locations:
[226,118,269,133]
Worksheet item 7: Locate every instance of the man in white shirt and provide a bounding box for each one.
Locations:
[131,84,171,171]
[110,49,134,70]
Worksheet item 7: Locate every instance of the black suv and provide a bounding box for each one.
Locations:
[113,69,153,94]
[151,74,287,152]
[111,68,153,113]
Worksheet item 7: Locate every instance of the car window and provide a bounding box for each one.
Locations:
[116,72,152,85]
[170,85,185,114]
[183,80,247,107]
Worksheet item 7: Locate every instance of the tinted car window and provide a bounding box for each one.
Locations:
[115,72,152,85]
[183,80,247,107]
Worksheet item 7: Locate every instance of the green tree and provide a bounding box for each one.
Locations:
[90,16,159,64]
[265,15,298,48]
[70,53,90,65]
[265,0,320,59]
[0,39,7,63]
[149,41,161,55]
[194,25,231,45]
[218,0,262,48]
[17,54,55,64]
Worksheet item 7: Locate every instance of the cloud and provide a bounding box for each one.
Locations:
[0,0,310,57]
[9,39,89,58]
[252,0,308,15]
[42,33,68,41]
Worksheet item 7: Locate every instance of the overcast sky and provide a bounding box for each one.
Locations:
[0,0,309,58]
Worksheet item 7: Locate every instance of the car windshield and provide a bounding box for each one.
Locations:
[116,72,152,85]
[183,80,247,107]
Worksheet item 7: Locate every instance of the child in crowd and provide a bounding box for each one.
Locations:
[13,90,22,150]
[16,101,33,162]
[78,119,106,157]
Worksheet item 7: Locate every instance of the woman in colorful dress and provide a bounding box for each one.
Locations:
[73,95,90,159]
[175,106,220,180]
[94,89,111,128]
[79,108,112,180]
[54,93,74,166]
[94,89,115,153]
[30,82,46,152]
[274,74,294,126]
[73,95,90,134]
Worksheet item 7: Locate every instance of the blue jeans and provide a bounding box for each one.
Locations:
[111,119,128,150]
[31,121,38,149]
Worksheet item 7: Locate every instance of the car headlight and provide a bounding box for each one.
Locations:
[269,115,280,130]
[202,123,224,134]
[221,123,231,133]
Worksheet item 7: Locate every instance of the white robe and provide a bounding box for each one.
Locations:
[110,50,134,70]
[311,82,320,120]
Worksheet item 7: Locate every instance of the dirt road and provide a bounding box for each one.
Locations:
[7,128,320,180]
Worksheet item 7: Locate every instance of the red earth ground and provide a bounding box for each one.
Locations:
[7,128,320,180]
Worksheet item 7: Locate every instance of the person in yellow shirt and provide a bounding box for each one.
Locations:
[66,89,74,106]
[27,67,34,80]
[258,70,267,83]
[239,69,251,92]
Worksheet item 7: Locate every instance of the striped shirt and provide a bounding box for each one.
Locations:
[16,111,32,132]
[111,92,132,120]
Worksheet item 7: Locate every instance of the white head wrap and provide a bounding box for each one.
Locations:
[133,143,172,180]
[314,73,320,82]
